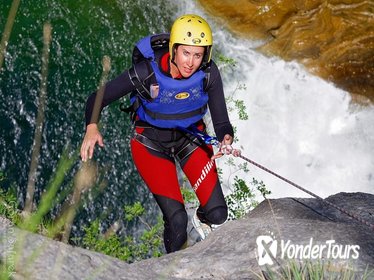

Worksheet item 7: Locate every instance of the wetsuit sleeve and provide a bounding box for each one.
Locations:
[206,61,234,141]
[84,61,153,126]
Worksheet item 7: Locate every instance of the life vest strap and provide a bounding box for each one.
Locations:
[143,104,208,121]
[128,67,151,100]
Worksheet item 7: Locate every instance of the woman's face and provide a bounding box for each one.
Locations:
[173,45,205,78]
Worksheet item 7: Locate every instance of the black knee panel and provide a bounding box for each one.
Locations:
[204,206,228,225]
[163,209,188,253]
[197,181,228,225]
[167,209,188,231]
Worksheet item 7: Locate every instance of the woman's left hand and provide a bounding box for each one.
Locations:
[211,134,233,160]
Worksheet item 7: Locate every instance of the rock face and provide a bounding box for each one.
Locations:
[1,192,373,279]
[198,0,374,104]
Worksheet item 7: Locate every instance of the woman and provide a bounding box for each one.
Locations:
[80,14,234,253]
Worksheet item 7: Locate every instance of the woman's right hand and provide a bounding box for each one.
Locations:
[80,123,104,162]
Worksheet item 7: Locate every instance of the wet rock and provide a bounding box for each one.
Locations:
[198,0,374,103]
[0,192,373,279]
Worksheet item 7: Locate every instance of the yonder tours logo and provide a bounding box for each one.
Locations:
[256,234,360,266]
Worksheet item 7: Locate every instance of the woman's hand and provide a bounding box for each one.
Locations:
[80,123,104,162]
[211,134,233,161]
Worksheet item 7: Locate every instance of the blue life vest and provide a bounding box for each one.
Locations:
[129,34,209,129]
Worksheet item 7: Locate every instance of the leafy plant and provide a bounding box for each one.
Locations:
[181,186,198,208]
[124,201,145,221]
[234,99,249,120]
[0,188,21,226]
[226,176,256,220]
[81,202,164,263]
[258,260,374,280]
[216,53,236,68]
[254,178,271,199]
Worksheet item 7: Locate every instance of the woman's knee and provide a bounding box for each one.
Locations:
[205,206,228,225]
[163,209,188,253]
[167,209,188,230]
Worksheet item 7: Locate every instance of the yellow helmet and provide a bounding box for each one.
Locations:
[169,14,213,66]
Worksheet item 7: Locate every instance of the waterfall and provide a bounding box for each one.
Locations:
[174,0,374,199]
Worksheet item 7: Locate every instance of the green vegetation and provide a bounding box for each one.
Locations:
[0,159,165,277]
[226,176,267,220]
[0,186,21,226]
[217,53,236,68]
[81,204,164,263]
[214,54,272,220]
[256,260,374,280]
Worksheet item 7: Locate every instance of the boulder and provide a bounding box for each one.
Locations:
[1,192,373,279]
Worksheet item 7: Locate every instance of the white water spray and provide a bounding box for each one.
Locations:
[174,1,374,199]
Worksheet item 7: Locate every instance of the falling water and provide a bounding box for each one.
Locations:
[175,0,374,199]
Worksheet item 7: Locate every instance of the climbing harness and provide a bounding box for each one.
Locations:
[133,130,201,162]
[177,125,220,146]
[188,129,374,231]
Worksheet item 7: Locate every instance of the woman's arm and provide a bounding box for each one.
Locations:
[85,69,134,126]
[81,61,151,161]
[206,61,234,141]
[81,70,134,161]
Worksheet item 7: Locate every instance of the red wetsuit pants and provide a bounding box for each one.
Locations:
[130,124,227,252]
